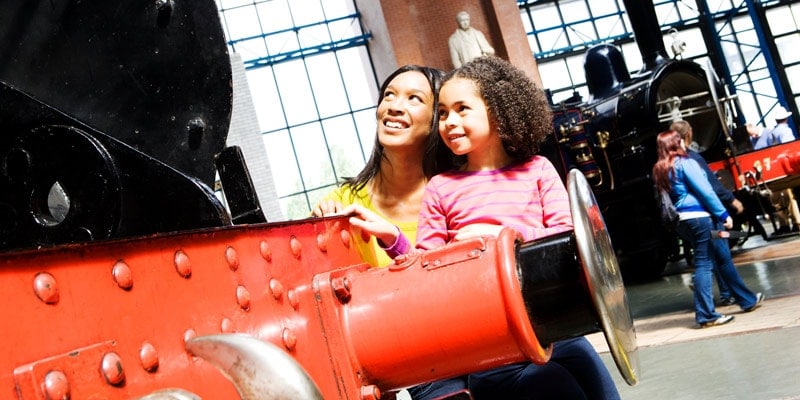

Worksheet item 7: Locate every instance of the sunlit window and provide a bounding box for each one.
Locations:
[217,0,376,220]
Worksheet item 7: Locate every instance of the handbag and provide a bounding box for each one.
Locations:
[658,189,679,231]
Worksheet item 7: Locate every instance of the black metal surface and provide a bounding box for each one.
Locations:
[216,146,267,225]
[517,232,598,346]
[0,1,238,251]
[0,0,232,188]
[0,83,231,251]
[547,0,733,280]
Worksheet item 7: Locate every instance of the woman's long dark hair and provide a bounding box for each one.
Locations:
[652,130,688,193]
[344,65,450,192]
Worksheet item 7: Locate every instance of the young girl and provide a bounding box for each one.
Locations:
[344,56,620,399]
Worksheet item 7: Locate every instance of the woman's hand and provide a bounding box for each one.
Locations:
[312,198,343,217]
[453,223,504,241]
[340,204,399,245]
[723,216,734,230]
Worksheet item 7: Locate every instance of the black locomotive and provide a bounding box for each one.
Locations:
[542,0,740,279]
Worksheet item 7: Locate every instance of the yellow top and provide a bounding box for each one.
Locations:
[321,184,418,267]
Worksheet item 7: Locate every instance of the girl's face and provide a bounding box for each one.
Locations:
[376,71,434,150]
[437,77,499,158]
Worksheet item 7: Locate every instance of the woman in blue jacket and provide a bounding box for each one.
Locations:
[652,130,764,327]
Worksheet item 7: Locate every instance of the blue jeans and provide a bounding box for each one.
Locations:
[407,337,620,400]
[676,217,758,324]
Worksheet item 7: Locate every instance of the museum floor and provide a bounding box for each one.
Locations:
[589,225,800,399]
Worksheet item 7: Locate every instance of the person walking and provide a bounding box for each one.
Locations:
[670,120,751,305]
[652,129,764,328]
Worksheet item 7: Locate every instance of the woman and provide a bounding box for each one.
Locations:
[312,65,451,267]
[651,130,764,328]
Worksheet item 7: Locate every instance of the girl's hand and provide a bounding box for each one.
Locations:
[453,223,504,241]
[312,198,343,217]
[340,204,399,245]
[723,216,734,230]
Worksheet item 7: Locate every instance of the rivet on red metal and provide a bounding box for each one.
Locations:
[112,260,133,290]
[282,327,297,350]
[259,240,272,262]
[174,250,192,278]
[269,278,284,300]
[33,272,59,304]
[42,370,69,400]
[236,285,251,311]
[316,233,328,252]
[139,342,159,372]
[101,352,126,386]
[290,236,302,259]
[225,246,239,271]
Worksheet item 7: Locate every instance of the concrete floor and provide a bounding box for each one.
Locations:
[589,229,800,400]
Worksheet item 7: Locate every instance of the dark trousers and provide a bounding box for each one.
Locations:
[408,337,620,400]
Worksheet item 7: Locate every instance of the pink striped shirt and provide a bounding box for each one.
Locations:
[416,155,573,250]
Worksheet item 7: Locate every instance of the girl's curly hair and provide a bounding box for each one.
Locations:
[443,56,553,161]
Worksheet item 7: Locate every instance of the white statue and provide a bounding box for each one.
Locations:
[448,11,495,68]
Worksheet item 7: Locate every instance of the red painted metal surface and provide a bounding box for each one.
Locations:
[708,140,800,190]
[0,217,554,399]
[1,217,361,399]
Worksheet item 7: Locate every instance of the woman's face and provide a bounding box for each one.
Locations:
[376,71,435,150]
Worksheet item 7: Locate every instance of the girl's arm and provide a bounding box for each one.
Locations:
[532,159,573,239]
[415,185,450,250]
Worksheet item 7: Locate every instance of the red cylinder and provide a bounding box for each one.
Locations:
[322,229,550,390]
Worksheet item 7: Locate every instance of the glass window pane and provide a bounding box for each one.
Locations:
[257,1,293,32]
[280,193,311,221]
[566,55,587,86]
[217,0,258,10]
[787,65,800,98]
[262,129,302,197]
[322,115,366,181]
[353,108,378,160]
[329,16,363,39]
[595,16,626,39]
[307,53,349,118]
[322,0,356,19]
[655,3,680,25]
[290,0,324,26]
[589,0,622,16]
[222,6,263,39]
[266,31,301,58]
[562,1,590,22]
[291,123,336,189]
[538,28,569,53]
[339,47,378,110]
[568,22,597,44]
[539,59,572,89]
[530,5,562,30]
[776,34,800,64]
[274,60,318,125]
[298,24,333,49]
[247,68,287,133]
